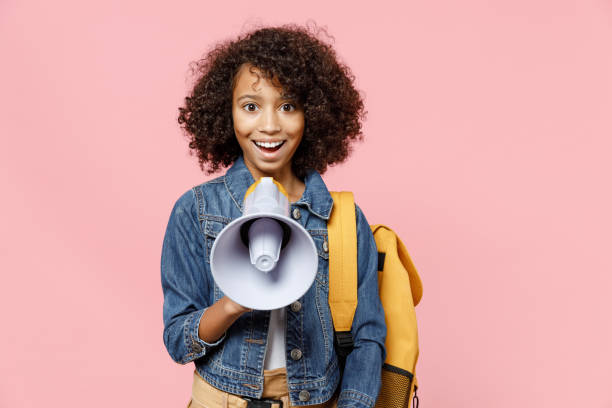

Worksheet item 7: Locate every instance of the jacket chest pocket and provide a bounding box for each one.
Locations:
[308,230,329,287]
[201,216,231,264]
[202,216,232,303]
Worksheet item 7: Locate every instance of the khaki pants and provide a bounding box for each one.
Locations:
[188,368,338,408]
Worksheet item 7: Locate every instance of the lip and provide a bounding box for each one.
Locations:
[252,139,285,144]
[251,140,286,158]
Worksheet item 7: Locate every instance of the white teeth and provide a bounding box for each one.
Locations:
[255,141,284,148]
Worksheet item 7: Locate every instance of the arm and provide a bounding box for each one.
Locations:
[161,191,249,363]
[336,205,387,408]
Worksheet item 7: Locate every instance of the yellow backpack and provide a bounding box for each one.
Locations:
[328,192,423,408]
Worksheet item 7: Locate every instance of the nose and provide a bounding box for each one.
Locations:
[258,108,281,134]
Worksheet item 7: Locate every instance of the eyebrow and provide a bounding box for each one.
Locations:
[237,94,295,102]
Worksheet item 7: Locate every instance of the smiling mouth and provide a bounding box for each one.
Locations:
[253,140,286,153]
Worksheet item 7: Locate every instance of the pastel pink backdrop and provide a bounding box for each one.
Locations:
[1,0,610,406]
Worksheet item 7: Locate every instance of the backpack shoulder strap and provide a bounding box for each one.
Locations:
[328,191,358,335]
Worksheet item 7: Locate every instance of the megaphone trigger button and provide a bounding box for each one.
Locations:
[291,208,301,220]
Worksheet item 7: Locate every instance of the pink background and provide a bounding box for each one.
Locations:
[1,0,611,406]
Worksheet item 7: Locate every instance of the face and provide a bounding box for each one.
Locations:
[232,64,304,181]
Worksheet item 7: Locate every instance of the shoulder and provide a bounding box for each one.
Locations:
[327,190,370,227]
[187,174,239,222]
[169,175,226,218]
[354,202,367,221]
[354,203,374,239]
[350,197,371,228]
[191,174,226,197]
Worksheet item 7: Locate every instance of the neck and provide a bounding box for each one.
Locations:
[245,163,305,203]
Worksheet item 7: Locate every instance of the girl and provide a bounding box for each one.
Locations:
[161,24,386,408]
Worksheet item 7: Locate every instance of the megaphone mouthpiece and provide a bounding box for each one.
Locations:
[248,218,283,273]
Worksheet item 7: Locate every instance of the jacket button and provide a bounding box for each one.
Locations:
[322,240,329,253]
[290,348,303,360]
[290,301,302,312]
[298,390,310,402]
[192,342,203,353]
[292,208,301,220]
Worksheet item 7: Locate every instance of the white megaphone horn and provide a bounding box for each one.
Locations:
[210,177,318,310]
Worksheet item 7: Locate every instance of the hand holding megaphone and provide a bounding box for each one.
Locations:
[210,178,318,310]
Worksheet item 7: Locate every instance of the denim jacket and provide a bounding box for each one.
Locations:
[161,156,387,407]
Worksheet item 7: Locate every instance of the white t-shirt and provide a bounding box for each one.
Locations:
[263,307,286,369]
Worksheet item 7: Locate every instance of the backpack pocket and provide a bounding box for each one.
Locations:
[375,364,416,408]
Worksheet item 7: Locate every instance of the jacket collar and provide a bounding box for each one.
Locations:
[224,156,334,220]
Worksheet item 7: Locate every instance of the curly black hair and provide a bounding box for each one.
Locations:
[177,23,366,179]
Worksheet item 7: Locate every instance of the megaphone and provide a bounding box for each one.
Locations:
[210,177,318,310]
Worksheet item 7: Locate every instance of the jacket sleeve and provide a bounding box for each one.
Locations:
[161,190,225,364]
[336,204,387,408]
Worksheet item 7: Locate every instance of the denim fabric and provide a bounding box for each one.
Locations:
[161,156,386,408]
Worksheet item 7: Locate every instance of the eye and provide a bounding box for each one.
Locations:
[280,103,296,112]
[243,103,258,112]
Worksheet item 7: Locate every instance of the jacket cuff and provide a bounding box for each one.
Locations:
[184,308,226,360]
[337,389,376,408]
